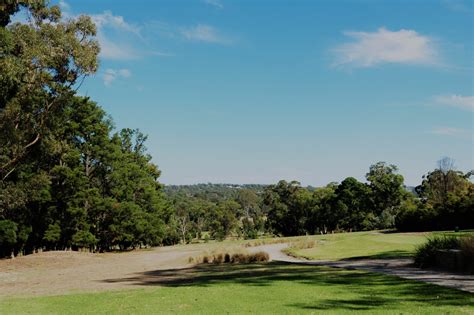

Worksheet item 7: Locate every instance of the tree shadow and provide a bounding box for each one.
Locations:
[101,261,473,311]
[339,250,414,260]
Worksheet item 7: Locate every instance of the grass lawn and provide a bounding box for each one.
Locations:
[285,230,474,261]
[1,262,473,314]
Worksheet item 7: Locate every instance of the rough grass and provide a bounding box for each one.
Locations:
[190,248,269,264]
[414,234,474,269]
[1,262,472,314]
[414,235,461,268]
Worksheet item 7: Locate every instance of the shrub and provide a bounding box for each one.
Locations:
[191,248,270,265]
[214,253,224,264]
[414,236,460,268]
[460,236,474,259]
[250,251,269,262]
[231,253,248,264]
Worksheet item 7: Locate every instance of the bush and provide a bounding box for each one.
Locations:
[460,236,474,259]
[414,236,460,268]
[249,251,269,262]
[214,253,224,264]
[231,253,248,263]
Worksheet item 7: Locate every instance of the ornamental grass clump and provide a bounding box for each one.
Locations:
[414,236,460,268]
[193,249,270,265]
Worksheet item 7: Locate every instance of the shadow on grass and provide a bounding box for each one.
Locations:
[339,249,414,261]
[101,261,473,311]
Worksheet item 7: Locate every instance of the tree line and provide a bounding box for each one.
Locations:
[0,2,472,258]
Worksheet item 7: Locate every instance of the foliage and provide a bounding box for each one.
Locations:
[0,1,167,257]
[413,236,460,268]
[263,163,408,237]
[396,158,473,232]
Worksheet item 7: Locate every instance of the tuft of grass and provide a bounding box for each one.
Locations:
[289,238,317,250]
[414,236,460,268]
[190,247,269,265]
[460,235,474,259]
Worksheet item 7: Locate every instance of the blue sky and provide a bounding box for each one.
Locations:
[54,0,472,186]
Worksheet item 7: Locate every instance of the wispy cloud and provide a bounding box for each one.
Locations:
[103,68,131,86]
[89,11,143,60]
[333,27,439,68]
[441,0,472,13]
[203,0,224,9]
[434,94,474,112]
[90,11,141,36]
[181,24,230,44]
[430,127,469,136]
[58,0,70,11]
[97,35,138,60]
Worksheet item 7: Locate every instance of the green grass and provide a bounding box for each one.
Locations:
[285,231,474,261]
[285,231,426,260]
[1,262,473,314]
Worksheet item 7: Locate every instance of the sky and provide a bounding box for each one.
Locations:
[49,0,473,186]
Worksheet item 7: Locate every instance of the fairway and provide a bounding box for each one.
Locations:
[1,262,473,315]
[285,231,428,260]
[285,231,474,261]
[1,232,473,314]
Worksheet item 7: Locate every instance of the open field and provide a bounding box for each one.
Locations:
[2,262,473,314]
[1,231,473,314]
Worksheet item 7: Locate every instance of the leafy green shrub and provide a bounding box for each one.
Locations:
[414,236,460,268]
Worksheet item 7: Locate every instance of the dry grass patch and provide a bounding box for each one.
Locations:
[189,247,269,264]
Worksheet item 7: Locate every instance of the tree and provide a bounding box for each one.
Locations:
[0,1,99,180]
[397,158,473,231]
[208,200,239,240]
[332,177,373,231]
[366,162,405,228]
[263,181,311,236]
[0,220,17,257]
[0,2,168,256]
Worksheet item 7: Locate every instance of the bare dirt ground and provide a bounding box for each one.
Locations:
[0,245,203,297]
[252,243,474,293]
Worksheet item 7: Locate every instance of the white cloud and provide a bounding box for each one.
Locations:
[103,68,131,86]
[431,127,468,136]
[181,24,229,44]
[435,95,474,112]
[88,11,143,60]
[97,34,138,60]
[204,0,223,9]
[91,11,140,35]
[333,27,439,67]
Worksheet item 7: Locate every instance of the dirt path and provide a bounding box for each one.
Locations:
[0,245,203,297]
[252,243,474,293]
